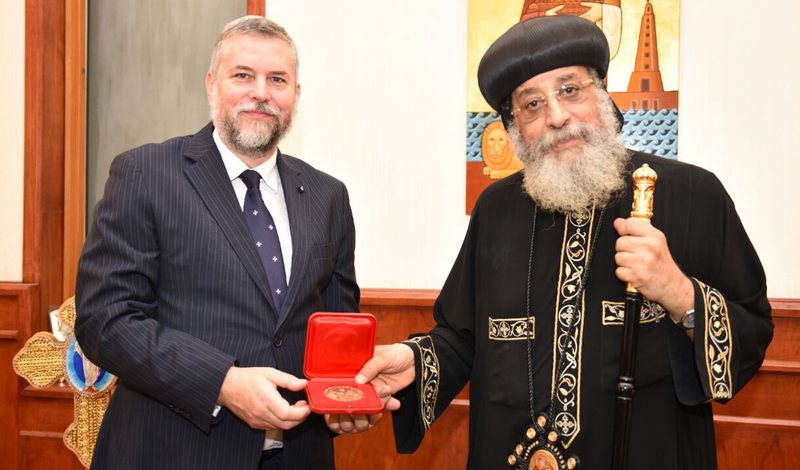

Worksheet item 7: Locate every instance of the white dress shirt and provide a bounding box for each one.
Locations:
[212,129,290,449]
[213,129,293,283]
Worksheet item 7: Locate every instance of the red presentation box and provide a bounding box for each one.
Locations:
[304,312,383,414]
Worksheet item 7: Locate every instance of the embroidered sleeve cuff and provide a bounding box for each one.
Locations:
[391,335,440,454]
[402,335,440,432]
[693,278,734,401]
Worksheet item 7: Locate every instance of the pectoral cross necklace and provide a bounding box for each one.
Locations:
[507,205,605,470]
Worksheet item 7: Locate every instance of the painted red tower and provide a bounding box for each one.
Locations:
[610,0,678,110]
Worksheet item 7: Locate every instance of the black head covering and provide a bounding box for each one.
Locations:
[477,15,616,129]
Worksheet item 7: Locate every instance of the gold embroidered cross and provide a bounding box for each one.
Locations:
[12,297,116,468]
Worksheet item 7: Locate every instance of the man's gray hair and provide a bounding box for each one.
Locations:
[208,15,299,77]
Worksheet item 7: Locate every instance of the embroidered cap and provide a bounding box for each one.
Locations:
[477,15,611,128]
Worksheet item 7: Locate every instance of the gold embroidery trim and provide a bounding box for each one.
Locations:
[551,207,594,447]
[601,300,667,326]
[696,279,733,400]
[404,336,439,431]
[488,317,535,340]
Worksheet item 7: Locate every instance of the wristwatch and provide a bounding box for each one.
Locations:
[673,309,696,330]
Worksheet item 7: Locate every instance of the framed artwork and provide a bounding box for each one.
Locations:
[466,0,680,213]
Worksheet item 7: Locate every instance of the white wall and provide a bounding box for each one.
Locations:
[678,0,800,298]
[0,0,25,282]
[4,1,798,297]
[268,0,800,297]
[268,1,470,290]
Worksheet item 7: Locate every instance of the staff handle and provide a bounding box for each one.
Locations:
[612,163,658,470]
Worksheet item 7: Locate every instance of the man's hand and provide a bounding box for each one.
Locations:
[614,217,694,319]
[324,343,416,434]
[324,383,393,434]
[217,366,310,431]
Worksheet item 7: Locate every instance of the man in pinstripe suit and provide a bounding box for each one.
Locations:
[75,16,361,469]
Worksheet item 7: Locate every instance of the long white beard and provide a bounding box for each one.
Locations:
[209,89,293,158]
[509,92,629,214]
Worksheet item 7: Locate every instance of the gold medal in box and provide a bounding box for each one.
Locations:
[303,312,383,414]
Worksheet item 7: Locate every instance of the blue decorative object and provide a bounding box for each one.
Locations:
[65,337,114,393]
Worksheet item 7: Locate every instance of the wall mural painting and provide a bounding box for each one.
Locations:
[466,0,680,213]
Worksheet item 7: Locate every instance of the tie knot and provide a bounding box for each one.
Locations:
[240,170,262,191]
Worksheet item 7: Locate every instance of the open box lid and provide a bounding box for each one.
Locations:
[304,312,376,379]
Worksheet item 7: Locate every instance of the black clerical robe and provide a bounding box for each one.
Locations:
[392,151,772,470]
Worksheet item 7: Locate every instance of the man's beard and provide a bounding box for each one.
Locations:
[508,92,629,214]
[209,91,294,159]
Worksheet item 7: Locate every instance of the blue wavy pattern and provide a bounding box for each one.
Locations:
[621,109,679,158]
[466,113,500,162]
[466,109,678,161]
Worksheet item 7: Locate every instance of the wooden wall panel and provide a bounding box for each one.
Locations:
[4,293,797,469]
[18,388,75,434]
[16,386,82,470]
[710,300,800,469]
[62,0,87,297]
[0,284,38,470]
[713,367,800,420]
[714,418,800,469]
[19,431,83,470]
[23,0,66,325]
[764,301,800,362]
[246,0,265,16]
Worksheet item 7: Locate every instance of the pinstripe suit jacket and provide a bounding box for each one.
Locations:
[75,123,359,469]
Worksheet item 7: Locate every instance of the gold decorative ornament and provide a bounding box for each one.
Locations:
[630,163,657,220]
[626,163,657,294]
[507,413,580,470]
[12,297,116,468]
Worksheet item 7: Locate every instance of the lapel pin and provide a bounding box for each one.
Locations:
[297,185,304,193]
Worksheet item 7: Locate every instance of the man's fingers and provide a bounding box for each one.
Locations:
[355,355,384,384]
[324,414,342,434]
[614,217,654,237]
[263,367,308,391]
[385,396,401,411]
[338,415,355,433]
[367,412,383,426]
[324,412,383,434]
[275,407,311,428]
[264,398,311,430]
[613,217,628,235]
[350,414,371,432]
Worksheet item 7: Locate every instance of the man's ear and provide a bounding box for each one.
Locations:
[205,72,215,102]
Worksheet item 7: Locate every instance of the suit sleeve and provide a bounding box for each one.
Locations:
[320,183,360,313]
[664,170,773,405]
[75,151,235,432]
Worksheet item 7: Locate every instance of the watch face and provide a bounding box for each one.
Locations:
[682,310,696,329]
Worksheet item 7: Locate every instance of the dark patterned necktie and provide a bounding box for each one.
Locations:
[240,169,287,312]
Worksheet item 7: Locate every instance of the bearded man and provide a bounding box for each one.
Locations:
[349,15,772,470]
[75,16,360,470]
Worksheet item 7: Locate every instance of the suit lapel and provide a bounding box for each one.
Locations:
[276,152,309,328]
[182,124,277,311]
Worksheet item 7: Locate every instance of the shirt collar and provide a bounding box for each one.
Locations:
[213,128,280,193]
